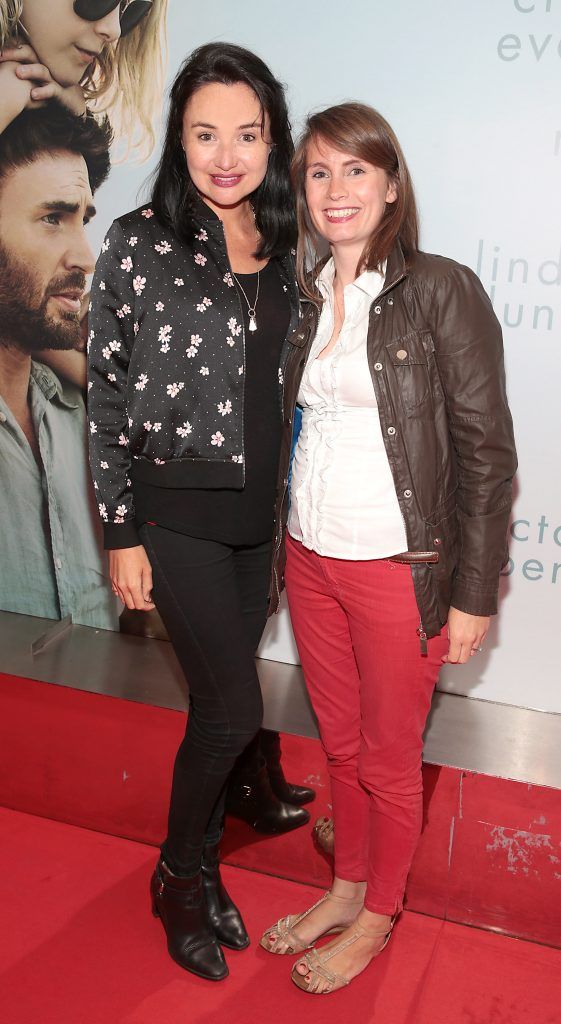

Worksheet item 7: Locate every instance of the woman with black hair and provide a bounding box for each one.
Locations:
[88,42,309,981]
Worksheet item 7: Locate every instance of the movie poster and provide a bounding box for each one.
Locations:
[0,1,168,631]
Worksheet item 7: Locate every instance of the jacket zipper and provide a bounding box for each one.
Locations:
[219,221,247,487]
[271,304,317,607]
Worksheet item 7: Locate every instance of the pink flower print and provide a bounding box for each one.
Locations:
[211,431,225,447]
[238,366,243,376]
[116,504,127,517]
[143,421,153,431]
[99,281,106,290]
[87,381,93,391]
[109,340,121,353]
[100,461,109,470]
[89,421,97,434]
[226,336,235,347]
[227,317,241,336]
[107,373,117,382]
[116,303,131,319]
[155,301,164,311]
[142,208,154,218]
[101,238,110,252]
[128,236,138,246]
[160,340,170,354]
[154,458,166,465]
[152,422,162,432]
[158,324,172,342]
[186,333,202,357]
[98,502,108,520]
[102,346,111,359]
[118,433,128,446]
[195,297,213,313]
[133,275,146,295]
[154,240,172,254]
[166,382,185,398]
[174,277,184,286]
[194,252,207,266]
[195,228,208,241]
[127,417,133,427]
[200,366,209,376]
[231,455,243,464]
[135,373,149,391]
[176,421,192,438]
[134,321,140,335]
[223,272,234,288]
[278,368,284,384]
[186,335,201,360]
[218,400,232,416]
[121,256,133,272]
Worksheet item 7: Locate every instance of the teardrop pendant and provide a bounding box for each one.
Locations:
[248,312,258,332]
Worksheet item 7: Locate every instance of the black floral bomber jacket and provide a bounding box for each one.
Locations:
[87,200,300,548]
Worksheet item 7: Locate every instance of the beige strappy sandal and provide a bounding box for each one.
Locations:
[260,890,364,956]
[291,915,396,994]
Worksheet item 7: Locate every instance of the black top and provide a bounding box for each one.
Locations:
[133,258,290,545]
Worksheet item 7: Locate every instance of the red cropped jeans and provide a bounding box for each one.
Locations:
[285,534,448,916]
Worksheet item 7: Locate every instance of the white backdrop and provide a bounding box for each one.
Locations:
[90,0,561,713]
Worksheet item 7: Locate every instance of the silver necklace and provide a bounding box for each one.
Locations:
[232,269,260,332]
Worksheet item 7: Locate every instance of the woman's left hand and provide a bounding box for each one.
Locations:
[442,607,490,665]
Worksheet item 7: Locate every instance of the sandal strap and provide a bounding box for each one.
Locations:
[296,916,396,991]
[324,890,364,907]
[301,948,349,990]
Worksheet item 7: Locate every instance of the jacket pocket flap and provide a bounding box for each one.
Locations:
[386,331,434,365]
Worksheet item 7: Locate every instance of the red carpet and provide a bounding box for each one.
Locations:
[4,672,561,948]
[1,807,560,1024]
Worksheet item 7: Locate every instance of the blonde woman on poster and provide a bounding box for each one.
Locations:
[0,0,167,156]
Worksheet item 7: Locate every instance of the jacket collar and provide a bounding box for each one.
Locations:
[377,240,408,297]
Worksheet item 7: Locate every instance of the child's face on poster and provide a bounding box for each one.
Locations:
[19,0,122,87]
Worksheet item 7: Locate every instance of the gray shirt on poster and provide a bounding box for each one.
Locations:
[0,360,118,630]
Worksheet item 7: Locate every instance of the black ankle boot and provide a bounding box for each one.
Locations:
[260,729,316,806]
[151,859,228,981]
[226,764,310,834]
[202,841,250,951]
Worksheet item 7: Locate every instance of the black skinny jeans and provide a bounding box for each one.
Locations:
[140,523,270,875]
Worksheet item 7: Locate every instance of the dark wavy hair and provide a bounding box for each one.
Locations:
[0,100,112,194]
[150,42,296,258]
[292,103,419,301]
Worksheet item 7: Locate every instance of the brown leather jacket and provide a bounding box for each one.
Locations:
[269,242,517,639]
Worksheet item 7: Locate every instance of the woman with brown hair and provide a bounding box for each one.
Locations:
[261,102,517,993]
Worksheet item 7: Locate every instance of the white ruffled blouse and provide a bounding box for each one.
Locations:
[288,259,408,560]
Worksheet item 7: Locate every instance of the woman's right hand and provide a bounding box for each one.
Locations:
[0,44,86,131]
[109,546,156,612]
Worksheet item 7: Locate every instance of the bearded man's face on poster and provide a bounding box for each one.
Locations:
[0,149,95,352]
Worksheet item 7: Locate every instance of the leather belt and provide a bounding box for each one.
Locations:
[388,551,439,564]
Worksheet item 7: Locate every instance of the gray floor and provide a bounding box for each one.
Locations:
[2,610,561,790]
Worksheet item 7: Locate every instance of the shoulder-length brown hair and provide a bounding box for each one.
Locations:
[292,102,419,301]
